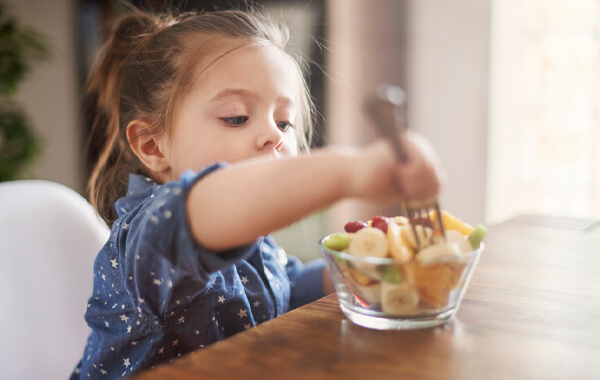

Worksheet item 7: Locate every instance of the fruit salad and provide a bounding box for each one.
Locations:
[322,210,486,315]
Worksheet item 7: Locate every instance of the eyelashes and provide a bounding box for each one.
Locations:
[221,116,294,131]
[276,121,293,131]
[221,116,249,126]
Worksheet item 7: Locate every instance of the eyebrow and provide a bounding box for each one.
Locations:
[209,88,295,105]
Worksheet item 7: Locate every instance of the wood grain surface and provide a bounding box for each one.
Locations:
[132,216,600,380]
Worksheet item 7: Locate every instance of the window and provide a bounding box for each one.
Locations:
[488,0,600,223]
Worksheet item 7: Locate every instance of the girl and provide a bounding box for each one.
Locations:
[71,7,442,379]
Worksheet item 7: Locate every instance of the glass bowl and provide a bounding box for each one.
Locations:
[320,234,483,330]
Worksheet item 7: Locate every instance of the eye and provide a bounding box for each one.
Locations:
[276,121,294,131]
[222,116,248,127]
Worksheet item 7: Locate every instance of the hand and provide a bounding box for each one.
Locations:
[394,131,444,201]
[351,132,444,202]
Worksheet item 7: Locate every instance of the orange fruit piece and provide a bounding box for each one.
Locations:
[403,262,453,309]
[429,209,474,236]
[447,262,467,289]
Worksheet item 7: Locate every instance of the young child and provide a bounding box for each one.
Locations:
[71,8,442,379]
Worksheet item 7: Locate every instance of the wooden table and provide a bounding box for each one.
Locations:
[133,216,600,380]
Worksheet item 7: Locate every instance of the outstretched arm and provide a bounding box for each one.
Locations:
[186,135,441,251]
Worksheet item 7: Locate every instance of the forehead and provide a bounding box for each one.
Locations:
[187,39,300,103]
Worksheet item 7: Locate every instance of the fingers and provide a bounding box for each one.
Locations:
[394,132,444,201]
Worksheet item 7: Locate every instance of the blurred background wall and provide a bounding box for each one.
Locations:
[11,0,81,192]
[7,0,600,260]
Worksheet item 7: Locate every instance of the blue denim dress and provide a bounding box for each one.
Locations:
[70,162,324,379]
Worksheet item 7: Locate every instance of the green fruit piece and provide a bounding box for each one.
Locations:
[468,224,488,250]
[377,264,403,283]
[323,232,351,251]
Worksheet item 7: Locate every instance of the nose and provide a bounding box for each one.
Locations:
[257,121,284,152]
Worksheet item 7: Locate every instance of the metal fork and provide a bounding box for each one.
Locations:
[364,84,446,248]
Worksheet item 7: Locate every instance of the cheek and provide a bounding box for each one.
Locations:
[284,133,299,156]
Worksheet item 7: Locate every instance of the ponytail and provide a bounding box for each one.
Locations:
[86,12,160,226]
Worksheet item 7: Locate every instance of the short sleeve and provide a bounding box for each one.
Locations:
[286,256,325,310]
[119,162,260,316]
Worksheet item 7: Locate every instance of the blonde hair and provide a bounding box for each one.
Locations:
[87,8,314,226]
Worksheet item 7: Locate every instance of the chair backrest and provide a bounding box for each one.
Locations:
[0,180,109,380]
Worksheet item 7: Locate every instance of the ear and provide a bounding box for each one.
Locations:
[126,121,171,176]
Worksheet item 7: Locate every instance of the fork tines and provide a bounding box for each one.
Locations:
[404,200,446,249]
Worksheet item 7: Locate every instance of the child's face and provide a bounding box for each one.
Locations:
[163,42,300,180]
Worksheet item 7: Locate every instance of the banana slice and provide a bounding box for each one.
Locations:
[381,282,420,314]
[348,227,388,258]
[415,242,462,266]
[386,222,414,263]
[444,230,474,254]
[401,224,434,250]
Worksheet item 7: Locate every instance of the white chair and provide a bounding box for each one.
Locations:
[0,180,109,380]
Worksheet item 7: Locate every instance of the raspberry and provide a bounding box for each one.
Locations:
[344,220,368,233]
[370,216,390,234]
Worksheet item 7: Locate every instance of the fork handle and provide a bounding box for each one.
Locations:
[364,84,409,162]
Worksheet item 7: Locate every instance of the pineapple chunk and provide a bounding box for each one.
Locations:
[429,209,474,236]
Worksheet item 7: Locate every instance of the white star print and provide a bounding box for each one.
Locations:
[131,341,137,345]
[120,315,129,323]
[237,309,248,318]
[253,301,260,307]
[139,297,145,304]
[240,276,249,284]
[100,369,107,375]
[178,316,185,324]
[195,330,200,335]
[173,187,181,195]
[172,339,179,346]
[150,214,159,224]
[101,273,106,281]
[123,358,130,368]
[122,222,129,231]
[110,258,118,268]
[158,347,164,354]
[127,325,132,333]
[218,295,225,303]
[244,324,251,330]
[163,210,172,219]
[153,278,162,286]
[104,321,109,328]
